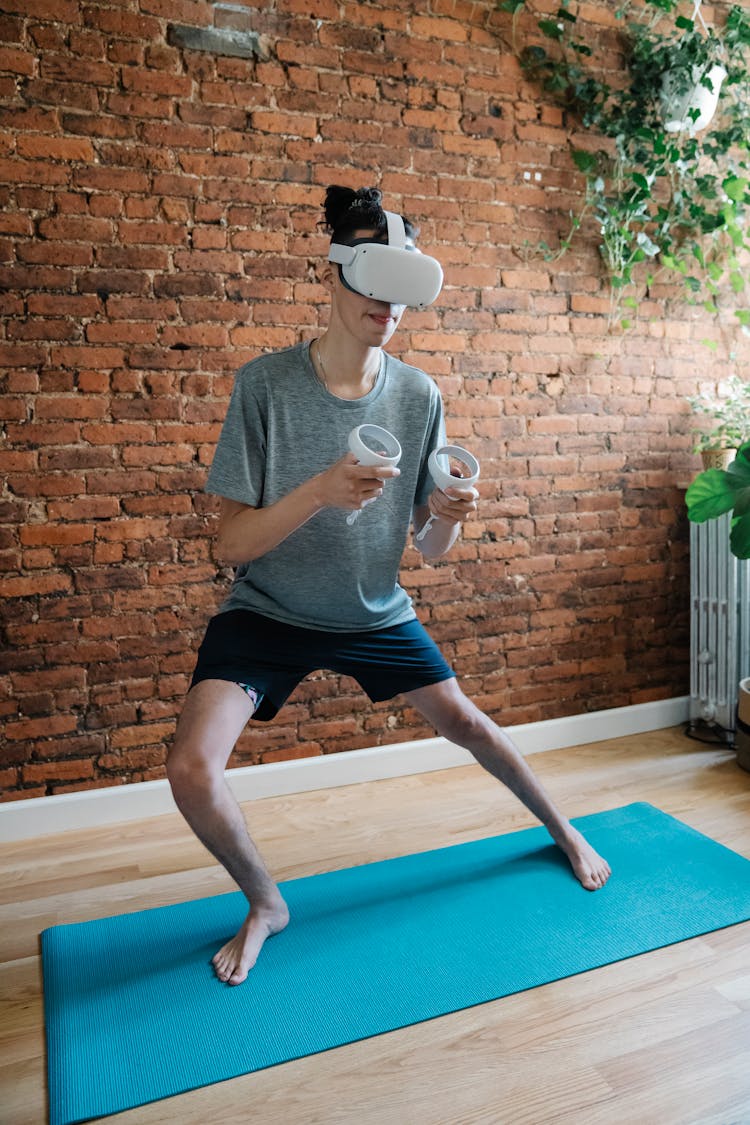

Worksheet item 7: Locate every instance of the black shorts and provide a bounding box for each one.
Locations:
[190,608,455,722]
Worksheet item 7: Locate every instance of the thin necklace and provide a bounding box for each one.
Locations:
[315,339,379,397]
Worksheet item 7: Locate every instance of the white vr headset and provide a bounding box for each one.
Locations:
[328,210,443,308]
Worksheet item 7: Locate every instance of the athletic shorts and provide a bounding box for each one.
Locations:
[190,608,455,722]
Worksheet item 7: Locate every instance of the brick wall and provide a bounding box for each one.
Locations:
[2,0,748,800]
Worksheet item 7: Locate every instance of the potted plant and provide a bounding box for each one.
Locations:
[686,438,750,558]
[686,374,750,468]
[652,6,729,132]
[499,0,750,330]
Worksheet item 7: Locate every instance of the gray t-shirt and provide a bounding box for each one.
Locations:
[206,340,446,631]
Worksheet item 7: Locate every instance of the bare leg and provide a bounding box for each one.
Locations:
[167,680,289,984]
[405,679,611,890]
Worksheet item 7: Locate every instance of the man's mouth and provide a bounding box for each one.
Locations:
[369,311,393,326]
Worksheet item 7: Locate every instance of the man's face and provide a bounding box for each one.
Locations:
[327,226,408,346]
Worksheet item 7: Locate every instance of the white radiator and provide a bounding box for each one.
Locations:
[690,513,750,736]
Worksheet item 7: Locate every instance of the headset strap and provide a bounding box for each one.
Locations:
[384,210,406,248]
[328,243,356,265]
[329,211,406,263]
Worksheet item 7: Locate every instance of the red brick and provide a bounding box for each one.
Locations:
[19,523,94,547]
[110,721,174,748]
[0,573,73,598]
[17,136,96,162]
[6,714,78,741]
[23,759,95,783]
[0,47,37,75]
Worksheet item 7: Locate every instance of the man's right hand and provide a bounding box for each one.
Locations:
[314,452,401,512]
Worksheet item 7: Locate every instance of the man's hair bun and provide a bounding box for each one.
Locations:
[323,184,418,245]
[324,185,386,241]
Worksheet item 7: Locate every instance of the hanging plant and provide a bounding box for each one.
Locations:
[500,0,750,331]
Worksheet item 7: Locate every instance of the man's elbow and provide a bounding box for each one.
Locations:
[215,531,257,566]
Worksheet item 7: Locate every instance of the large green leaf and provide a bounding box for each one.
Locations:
[686,444,750,558]
[730,514,750,559]
[686,469,739,521]
[727,442,750,478]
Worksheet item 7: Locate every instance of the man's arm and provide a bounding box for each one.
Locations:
[215,454,401,565]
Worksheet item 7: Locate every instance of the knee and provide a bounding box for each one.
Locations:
[433,694,491,749]
[166,740,218,803]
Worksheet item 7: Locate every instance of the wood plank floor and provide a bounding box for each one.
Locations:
[2,726,749,1125]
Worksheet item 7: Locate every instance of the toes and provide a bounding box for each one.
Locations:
[212,947,236,983]
[579,864,607,890]
[586,862,611,890]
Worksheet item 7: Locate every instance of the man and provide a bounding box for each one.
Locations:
[167,186,611,986]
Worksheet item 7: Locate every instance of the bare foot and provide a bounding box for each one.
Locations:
[212,900,290,985]
[557,827,611,891]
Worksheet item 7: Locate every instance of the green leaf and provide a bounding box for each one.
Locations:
[499,0,525,9]
[572,148,598,173]
[723,175,748,203]
[730,514,750,559]
[522,45,548,66]
[734,487,750,519]
[675,15,694,31]
[631,172,650,191]
[727,444,750,479]
[686,469,740,522]
[538,18,564,38]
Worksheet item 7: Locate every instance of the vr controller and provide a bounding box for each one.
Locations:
[415,444,480,542]
[346,424,402,526]
[328,211,443,309]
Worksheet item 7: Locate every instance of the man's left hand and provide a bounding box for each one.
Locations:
[427,483,478,527]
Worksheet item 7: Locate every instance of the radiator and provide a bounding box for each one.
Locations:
[690,513,750,735]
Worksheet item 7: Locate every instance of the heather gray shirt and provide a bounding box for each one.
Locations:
[206,340,446,631]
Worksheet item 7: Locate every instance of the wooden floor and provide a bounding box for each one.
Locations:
[2,726,750,1125]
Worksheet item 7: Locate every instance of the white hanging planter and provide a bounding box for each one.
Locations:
[660,62,727,132]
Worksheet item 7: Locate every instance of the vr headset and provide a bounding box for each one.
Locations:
[328,210,443,309]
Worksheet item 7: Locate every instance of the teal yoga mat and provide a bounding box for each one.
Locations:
[42,802,750,1125]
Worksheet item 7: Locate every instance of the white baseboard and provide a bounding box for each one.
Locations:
[0,695,689,843]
